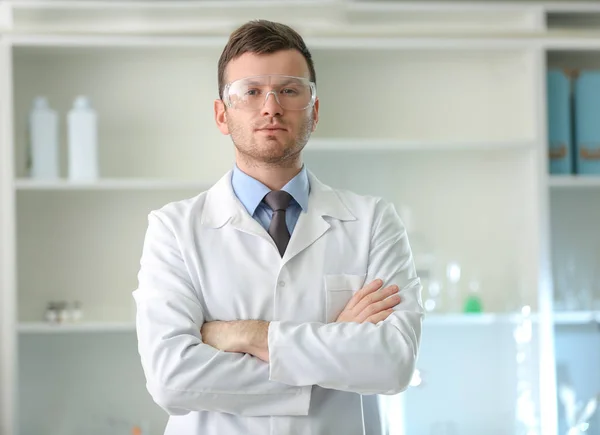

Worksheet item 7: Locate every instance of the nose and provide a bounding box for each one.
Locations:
[260,91,283,117]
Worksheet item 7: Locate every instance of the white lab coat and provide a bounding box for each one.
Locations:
[133,169,424,435]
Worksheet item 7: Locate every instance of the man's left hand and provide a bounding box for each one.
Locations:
[201,320,270,363]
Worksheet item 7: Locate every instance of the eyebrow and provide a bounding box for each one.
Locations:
[279,78,304,86]
[243,77,305,87]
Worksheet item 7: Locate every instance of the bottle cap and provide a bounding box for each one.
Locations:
[33,96,49,110]
[73,96,91,109]
[131,426,142,435]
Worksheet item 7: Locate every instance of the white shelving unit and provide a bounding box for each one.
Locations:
[553,311,600,326]
[14,178,214,191]
[2,2,600,435]
[549,175,600,188]
[544,24,600,434]
[17,322,136,334]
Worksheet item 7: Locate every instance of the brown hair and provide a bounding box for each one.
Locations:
[217,20,316,99]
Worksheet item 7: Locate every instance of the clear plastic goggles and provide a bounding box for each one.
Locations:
[223,74,316,111]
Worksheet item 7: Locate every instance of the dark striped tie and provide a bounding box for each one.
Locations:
[263,190,293,257]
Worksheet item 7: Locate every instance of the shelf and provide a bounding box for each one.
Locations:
[543,36,600,50]
[14,178,214,191]
[308,138,536,152]
[4,0,340,37]
[545,3,600,13]
[2,0,543,39]
[553,311,600,325]
[549,175,600,188]
[13,32,600,52]
[12,140,537,192]
[18,322,135,334]
[6,34,538,50]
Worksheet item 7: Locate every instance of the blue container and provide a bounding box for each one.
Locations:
[547,69,574,175]
[574,70,600,175]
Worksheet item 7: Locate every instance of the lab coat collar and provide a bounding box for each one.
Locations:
[201,169,356,229]
[201,168,356,263]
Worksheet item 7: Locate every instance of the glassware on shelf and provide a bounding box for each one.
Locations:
[57,301,70,323]
[424,279,442,313]
[513,305,540,435]
[554,253,598,312]
[44,302,58,323]
[463,278,483,313]
[559,381,599,435]
[71,300,83,322]
[445,261,461,313]
[555,255,580,311]
[42,300,84,324]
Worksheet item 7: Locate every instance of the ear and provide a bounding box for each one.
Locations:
[311,97,319,132]
[214,99,230,135]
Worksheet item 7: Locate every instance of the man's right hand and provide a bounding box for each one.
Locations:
[336,279,401,324]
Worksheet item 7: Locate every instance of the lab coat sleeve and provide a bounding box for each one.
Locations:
[133,211,312,417]
[268,199,424,395]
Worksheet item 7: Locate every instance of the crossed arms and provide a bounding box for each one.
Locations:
[133,200,424,417]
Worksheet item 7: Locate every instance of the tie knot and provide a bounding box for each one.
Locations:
[264,190,293,212]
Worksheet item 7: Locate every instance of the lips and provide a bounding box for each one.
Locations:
[256,126,286,132]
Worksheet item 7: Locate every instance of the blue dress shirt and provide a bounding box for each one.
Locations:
[231,164,310,235]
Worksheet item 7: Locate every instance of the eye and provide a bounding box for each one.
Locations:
[281,88,299,95]
[245,88,261,97]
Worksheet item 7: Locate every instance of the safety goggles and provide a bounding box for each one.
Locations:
[223,74,317,111]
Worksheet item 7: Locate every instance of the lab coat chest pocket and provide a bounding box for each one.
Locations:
[324,273,367,323]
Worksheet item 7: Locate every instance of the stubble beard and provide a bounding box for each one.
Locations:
[228,114,314,169]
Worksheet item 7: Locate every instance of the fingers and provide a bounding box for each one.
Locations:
[364,308,394,324]
[352,284,399,315]
[344,279,384,310]
[356,293,401,323]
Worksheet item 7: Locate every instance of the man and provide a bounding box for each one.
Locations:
[133,19,424,435]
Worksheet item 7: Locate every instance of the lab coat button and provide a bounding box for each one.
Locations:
[278,281,286,287]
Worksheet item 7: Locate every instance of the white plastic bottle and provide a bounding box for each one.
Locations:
[67,96,99,181]
[28,96,60,179]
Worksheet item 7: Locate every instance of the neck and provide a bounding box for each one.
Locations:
[235,154,303,191]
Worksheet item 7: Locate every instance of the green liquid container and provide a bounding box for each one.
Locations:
[463,279,483,313]
[464,295,483,313]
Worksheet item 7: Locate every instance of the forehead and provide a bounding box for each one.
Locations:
[224,49,311,84]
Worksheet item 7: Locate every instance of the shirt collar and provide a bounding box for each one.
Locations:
[231,164,310,216]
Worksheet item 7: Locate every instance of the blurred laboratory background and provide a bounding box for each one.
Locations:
[1,0,600,434]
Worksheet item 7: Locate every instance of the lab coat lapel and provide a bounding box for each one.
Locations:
[200,170,276,248]
[201,169,357,261]
[282,170,356,265]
